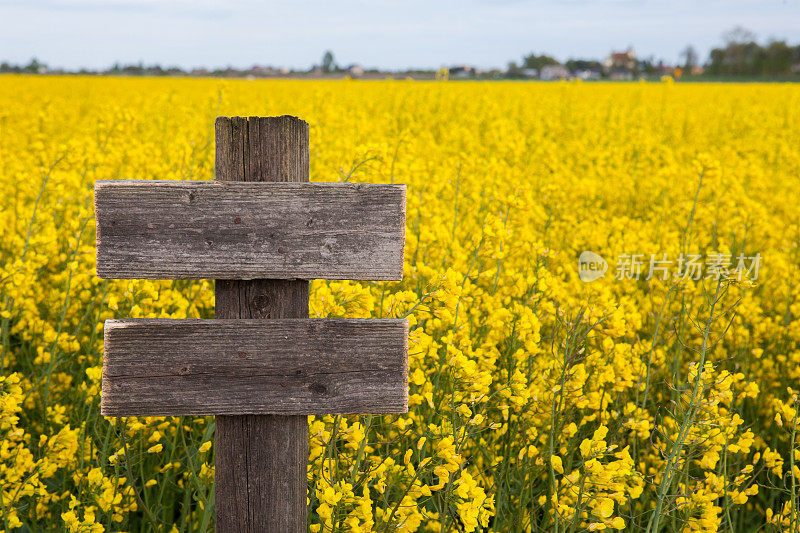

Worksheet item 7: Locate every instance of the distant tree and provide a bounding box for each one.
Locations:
[506,61,522,77]
[763,39,792,76]
[24,57,43,73]
[565,59,602,72]
[637,56,657,77]
[680,45,698,70]
[704,27,800,77]
[322,50,337,73]
[522,53,559,70]
[706,48,725,75]
[723,26,756,47]
[708,27,759,75]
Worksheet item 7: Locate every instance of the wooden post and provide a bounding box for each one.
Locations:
[214,116,309,532]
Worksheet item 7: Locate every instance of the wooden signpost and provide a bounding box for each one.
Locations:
[95,116,408,531]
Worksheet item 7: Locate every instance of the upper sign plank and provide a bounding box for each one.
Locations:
[95,180,406,280]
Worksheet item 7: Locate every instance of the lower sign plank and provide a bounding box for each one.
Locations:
[101,318,408,416]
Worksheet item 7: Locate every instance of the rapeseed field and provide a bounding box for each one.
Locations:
[1,75,799,532]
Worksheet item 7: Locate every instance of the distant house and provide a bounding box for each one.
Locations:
[608,71,634,80]
[248,65,280,77]
[521,68,538,78]
[540,65,569,80]
[654,61,674,76]
[345,64,364,77]
[603,48,636,71]
[574,69,601,80]
[448,65,475,79]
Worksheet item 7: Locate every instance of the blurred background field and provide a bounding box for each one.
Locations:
[1,76,800,531]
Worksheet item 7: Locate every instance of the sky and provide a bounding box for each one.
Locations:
[1,0,800,71]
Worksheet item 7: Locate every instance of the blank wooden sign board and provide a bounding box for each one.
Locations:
[95,116,408,532]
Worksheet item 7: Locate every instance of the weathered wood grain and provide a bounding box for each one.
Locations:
[213,116,311,533]
[100,318,409,416]
[216,414,307,532]
[94,180,406,281]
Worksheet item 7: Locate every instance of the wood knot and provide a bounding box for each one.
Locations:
[251,294,272,318]
[309,382,327,395]
[234,216,242,224]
